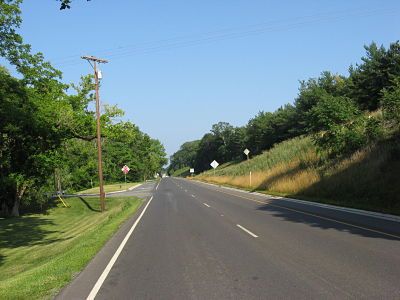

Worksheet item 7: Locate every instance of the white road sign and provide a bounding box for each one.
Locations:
[210,160,219,169]
[244,148,250,156]
[190,168,195,173]
[121,165,130,174]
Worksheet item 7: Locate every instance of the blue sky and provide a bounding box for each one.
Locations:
[12,1,400,157]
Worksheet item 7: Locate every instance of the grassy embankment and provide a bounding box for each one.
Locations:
[171,167,190,177]
[0,196,142,299]
[196,135,400,215]
[78,182,140,194]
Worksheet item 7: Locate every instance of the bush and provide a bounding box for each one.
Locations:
[381,80,400,131]
[307,95,368,156]
[365,116,384,141]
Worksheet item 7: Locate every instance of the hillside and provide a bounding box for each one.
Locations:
[196,135,400,215]
[171,167,191,177]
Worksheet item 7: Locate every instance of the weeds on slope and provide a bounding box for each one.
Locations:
[197,136,400,215]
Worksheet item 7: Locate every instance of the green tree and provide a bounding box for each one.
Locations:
[245,104,299,155]
[307,94,367,156]
[245,111,275,154]
[0,0,167,217]
[168,140,200,173]
[194,133,223,172]
[294,71,348,134]
[348,41,400,111]
[211,122,244,161]
[381,78,400,132]
[58,0,91,10]
[0,69,64,216]
[0,0,63,89]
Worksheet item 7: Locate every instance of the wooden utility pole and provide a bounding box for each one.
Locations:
[81,55,108,212]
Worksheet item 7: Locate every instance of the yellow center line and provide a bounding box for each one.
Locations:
[191,181,400,240]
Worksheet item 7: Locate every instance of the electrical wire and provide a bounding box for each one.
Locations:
[50,7,397,68]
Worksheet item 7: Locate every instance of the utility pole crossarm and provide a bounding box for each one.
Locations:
[81,55,109,64]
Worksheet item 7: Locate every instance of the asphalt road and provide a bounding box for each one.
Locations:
[57,177,400,299]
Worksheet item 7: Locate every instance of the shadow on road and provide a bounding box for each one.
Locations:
[256,202,400,241]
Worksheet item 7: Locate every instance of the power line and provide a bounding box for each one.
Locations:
[53,7,397,68]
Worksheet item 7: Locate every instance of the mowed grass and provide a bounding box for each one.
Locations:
[0,196,142,299]
[197,136,400,215]
[78,182,139,194]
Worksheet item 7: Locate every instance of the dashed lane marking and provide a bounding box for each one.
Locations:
[237,224,258,238]
[190,181,400,240]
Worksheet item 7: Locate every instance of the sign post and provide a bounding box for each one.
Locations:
[121,165,130,189]
[244,148,250,160]
[244,149,251,188]
[210,160,219,176]
[190,168,195,177]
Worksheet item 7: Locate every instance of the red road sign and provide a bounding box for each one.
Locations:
[121,165,130,174]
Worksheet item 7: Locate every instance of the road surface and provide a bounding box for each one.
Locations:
[57,178,400,299]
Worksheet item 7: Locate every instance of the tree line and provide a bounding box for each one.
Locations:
[0,1,167,217]
[169,41,400,174]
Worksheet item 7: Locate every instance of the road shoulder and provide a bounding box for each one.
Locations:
[55,195,151,300]
[186,178,400,238]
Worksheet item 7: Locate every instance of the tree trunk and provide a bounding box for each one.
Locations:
[11,198,20,217]
[11,184,27,217]
[0,201,10,217]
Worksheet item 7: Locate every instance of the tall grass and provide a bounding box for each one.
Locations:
[172,167,190,177]
[198,136,321,193]
[200,136,319,177]
[197,135,400,215]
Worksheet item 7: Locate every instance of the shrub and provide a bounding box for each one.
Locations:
[307,95,369,156]
[381,80,400,131]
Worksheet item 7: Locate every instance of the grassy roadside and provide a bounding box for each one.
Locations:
[195,177,400,215]
[0,196,142,299]
[78,182,140,194]
[171,167,190,177]
[195,136,400,215]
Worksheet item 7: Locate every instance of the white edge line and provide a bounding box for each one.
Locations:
[128,183,142,191]
[185,179,400,239]
[190,179,400,223]
[86,196,154,300]
[156,182,160,190]
[236,224,258,238]
[193,181,400,239]
[203,203,211,208]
